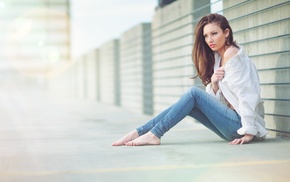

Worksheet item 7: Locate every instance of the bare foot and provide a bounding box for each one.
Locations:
[112,130,139,146]
[126,132,160,146]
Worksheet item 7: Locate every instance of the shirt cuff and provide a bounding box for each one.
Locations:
[206,83,221,99]
[237,126,258,136]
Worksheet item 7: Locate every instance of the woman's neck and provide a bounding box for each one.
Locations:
[217,45,230,58]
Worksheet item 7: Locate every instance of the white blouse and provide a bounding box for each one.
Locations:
[206,46,268,138]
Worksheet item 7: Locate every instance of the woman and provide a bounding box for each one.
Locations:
[112,13,268,146]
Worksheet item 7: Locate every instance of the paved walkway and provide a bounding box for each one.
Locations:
[0,81,290,182]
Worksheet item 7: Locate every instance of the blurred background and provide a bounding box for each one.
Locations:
[0,0,289,137]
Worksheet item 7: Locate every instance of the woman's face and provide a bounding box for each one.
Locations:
[203,23,229,52]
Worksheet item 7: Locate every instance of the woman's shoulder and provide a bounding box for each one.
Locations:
[224,46,239,63]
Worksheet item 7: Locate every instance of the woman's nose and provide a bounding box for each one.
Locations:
[208,36,213,42]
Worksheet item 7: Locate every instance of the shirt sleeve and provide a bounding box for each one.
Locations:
[206,83,222,101]
[224,54,261,136]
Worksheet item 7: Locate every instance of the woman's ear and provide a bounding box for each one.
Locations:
[224,28,230,37]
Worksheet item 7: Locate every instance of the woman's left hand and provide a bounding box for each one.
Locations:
[229,134,254,145]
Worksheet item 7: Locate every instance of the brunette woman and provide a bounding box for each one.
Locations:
[112,13,267,146]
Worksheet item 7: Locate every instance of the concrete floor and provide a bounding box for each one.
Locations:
[0,82,290,182]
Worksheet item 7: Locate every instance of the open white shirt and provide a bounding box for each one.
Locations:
[206,46,268,138]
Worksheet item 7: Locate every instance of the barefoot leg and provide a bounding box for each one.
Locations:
[112,130,139,146]
[126,132,160,146]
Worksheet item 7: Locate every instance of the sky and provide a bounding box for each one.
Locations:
[70,0,157,59]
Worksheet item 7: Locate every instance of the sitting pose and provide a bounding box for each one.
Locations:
[112,13,268,146]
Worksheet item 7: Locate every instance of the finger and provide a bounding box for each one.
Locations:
[240,138,245,145]
[229,141,236,145]
[217,76,224,81]
[229,139,239,145]
[215,70,224,75]
[215,73,224,77]
[235,139,241,145]
[232,139,244,145]
[215,73,224,78]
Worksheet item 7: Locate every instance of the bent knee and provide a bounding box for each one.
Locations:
[187,86,203,96]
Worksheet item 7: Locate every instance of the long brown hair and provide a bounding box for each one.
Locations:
[192,13,237,86]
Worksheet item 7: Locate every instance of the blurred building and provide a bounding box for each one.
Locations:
[120,23,153,115]
[0,0,71,82]
[151,0,210,114]
[6,0,289,137]
[158,0,177,8]
[99,40,120,106]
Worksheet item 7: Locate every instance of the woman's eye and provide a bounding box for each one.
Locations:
[212,32,217,35]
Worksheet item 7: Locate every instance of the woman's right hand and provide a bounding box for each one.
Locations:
[211,67,225,93]
[211,67,225,83]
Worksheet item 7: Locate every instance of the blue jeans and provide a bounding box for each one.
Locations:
[136,86,243,141]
